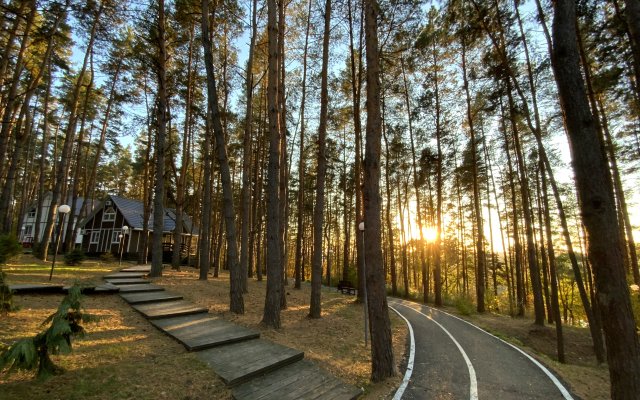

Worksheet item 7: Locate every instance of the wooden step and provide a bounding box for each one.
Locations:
[105,278,150,285]
[8,283,64,294]
[104,272,146,279]
[120,265,152,273]
[131,300,208,319]
[117,283,165,293]
[120,291,183,304]
[150,313,260,351]
[232,360,361,400]
[197,339,304,387]
[63,283,120,294]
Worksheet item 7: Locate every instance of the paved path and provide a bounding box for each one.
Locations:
[108,266,361,400]
[389,299,574,400]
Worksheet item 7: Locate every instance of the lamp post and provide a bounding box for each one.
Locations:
[49,204,71,281]
[119,225,129,265]
[359,221,368,347]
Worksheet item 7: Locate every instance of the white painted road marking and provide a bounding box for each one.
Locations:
[389,305,415,400]
[392,301,479,400]
[391,299,574,400]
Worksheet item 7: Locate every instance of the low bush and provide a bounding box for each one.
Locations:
[0,270,16,313]
[99,252,114,263]
[64,248,86,266]
[454,294,476,316]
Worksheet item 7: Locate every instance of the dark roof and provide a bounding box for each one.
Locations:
[81,195,198,234]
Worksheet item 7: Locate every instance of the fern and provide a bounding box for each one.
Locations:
[0,284,99,379]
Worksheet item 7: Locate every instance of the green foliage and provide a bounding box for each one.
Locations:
[630,285,640,329]
[454,294,476,316]
[64,248,86,266]
[100,252,114,263]
[31,242,44,259]
[0,285,98,379]
[0,270,16,313]
[0,234,21,264]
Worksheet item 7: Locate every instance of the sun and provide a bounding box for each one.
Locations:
[422,226,438,243]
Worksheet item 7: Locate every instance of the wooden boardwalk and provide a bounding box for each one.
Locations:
[110,266,362,400]
[150,314,259,351]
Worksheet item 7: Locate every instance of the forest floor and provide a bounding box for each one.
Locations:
[0,255,610,399]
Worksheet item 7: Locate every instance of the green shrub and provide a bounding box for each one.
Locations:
[64,248,86,266]
[0,234,21,264]
[0,271,15,313]
[454,294,476,316]
[0,285,98,379]
[100,252,114,263]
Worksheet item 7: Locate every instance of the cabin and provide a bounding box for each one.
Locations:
[78,195,199,261]
[19,192,96,247]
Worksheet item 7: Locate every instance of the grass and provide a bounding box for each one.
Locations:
[1,254,613,399]
[0,256,406,399]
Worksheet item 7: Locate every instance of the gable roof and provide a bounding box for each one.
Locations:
[80,195,198,234]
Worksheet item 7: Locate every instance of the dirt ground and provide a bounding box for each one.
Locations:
[0,256,404,399]
[0,255,613,399]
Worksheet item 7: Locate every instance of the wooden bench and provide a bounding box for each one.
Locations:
[337,280,356,295]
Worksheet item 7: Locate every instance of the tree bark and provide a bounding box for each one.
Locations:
[262,0,283,328]
[201,0,243,314]
[241,0,259,292]
[460,37,486,313]
[309,0,331,319]
[151,0,168,278]
[551,1,640,396]
[363,0,396,381]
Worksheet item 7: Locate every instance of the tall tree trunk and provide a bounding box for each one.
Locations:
[505,80,545,325]
[262,0,283,328]
[540,157,565,363]
[431,37,444,307]
[277,0,289,310]
[382,124,397,296]
[347,0,365,302]
[363,0,396,381]
[172,23,196,271]
[151,0,168,278]
[551,1,640,396]
[241,0,259,292]
[400,57,431,305]
[34,62,54,248]
[294,0,311,291]
[201,0,243,314]
[64,52,95,251]
[460,38,486,313]
[309,0,331,319]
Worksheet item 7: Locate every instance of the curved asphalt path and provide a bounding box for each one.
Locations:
[389,299,574,400]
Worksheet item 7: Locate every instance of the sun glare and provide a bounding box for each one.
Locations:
[422,226,438,243]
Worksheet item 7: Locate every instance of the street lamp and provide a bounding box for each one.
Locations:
[119,225,129,266]
[49,204,71,281]
[359,221,369,347]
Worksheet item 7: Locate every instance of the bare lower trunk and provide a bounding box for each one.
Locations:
[552,2,640,396]
[363,0,396,381]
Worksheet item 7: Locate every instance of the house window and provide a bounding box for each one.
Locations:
[103,207,116,222]
[27,209,36,218]
[90,231,100,244]
[24,225,33,236]
[112,230,121,244]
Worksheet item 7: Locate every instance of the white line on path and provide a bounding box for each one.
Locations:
[392,301,479,400]
[389,305,415,400]
[393,299,574,400]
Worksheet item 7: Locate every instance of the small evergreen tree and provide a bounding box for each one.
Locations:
[0,285,98,378]
[0,234,21,312]
[64,248,86,266]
